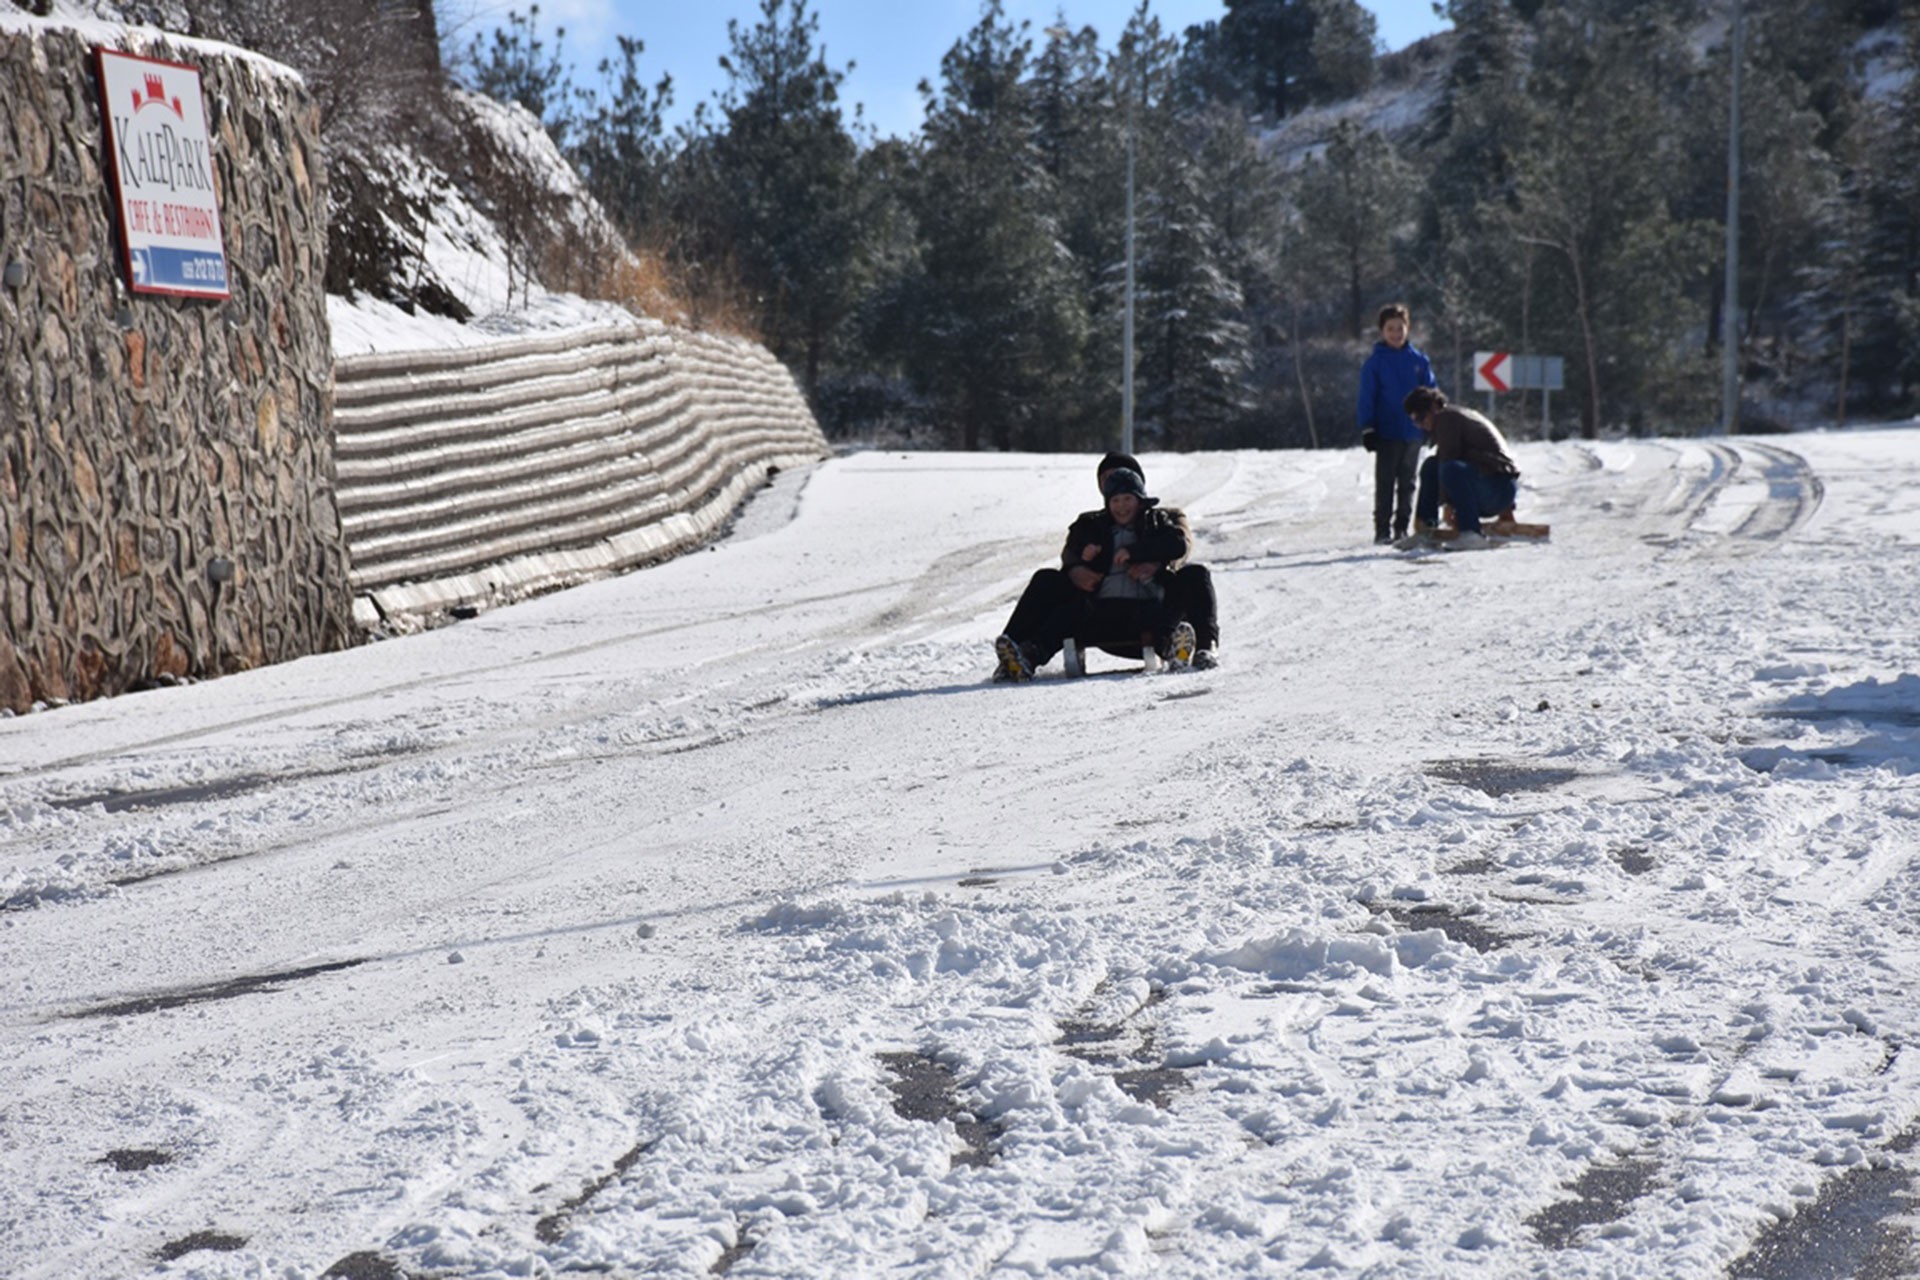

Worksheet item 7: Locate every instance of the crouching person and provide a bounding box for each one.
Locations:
[1403,386,1521,549]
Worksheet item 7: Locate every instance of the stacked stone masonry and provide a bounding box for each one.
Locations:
[333,320,830,627]
[0,20,352,712]
[2,16,830,713]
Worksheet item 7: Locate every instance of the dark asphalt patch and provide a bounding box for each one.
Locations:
[70,959,366,1019]
[711,1230,756,1274]
[534,1139,655,1244]
[47,745,422,814]
[1526,1155,1662,1249]
[1613,846,1656,874]
[100,1148,172,1172]
[1112,1065,1191,1108]
[1742,697,1920,775]
[1729,1128,1920,1280]
[1055,996,1194,1111]
[157,1230,246,1262]
[51,774,279,813]
[1381,903,1514,953]
[323,1252,409,1279]
[1425,758,1583,797]
[877,1051,998,1168]
[1757,708,1920,729]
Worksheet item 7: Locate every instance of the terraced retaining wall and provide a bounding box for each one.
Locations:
[0,18,351,712]
[333,321,829,627]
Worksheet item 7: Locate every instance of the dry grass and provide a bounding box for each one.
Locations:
[540,234,683,324]
[539,227,763,342]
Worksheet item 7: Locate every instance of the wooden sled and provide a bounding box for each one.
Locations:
[1429,519,1551,541]
[1430,506,1551,541]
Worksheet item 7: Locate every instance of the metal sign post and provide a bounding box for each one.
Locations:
[1510,355,1565,437]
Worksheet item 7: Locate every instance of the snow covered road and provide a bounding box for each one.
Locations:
[4,432,1920,1278]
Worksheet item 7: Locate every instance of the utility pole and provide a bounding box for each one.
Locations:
[1121,48,1137,456]
[1721,0,1743,435]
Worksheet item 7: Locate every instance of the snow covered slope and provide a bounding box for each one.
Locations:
[3,431,1920,1277]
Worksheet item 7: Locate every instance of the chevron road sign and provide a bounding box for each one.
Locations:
[1473,350,1510,393]
[1473,351,1564,394]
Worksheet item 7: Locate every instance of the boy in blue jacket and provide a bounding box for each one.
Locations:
[1356,303,1437,544]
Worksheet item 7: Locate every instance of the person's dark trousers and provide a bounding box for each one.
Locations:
[1002,568,1074,642]
[1415,457,1518,533]
[1168,563,1218,650]
[1081,596,1166,660]
[1373,438,1422,539]
[1012,584,1095,667]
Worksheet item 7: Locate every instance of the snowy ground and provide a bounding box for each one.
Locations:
[5,427,1920,1279]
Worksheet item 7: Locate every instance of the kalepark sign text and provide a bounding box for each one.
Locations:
[94,47,230,299]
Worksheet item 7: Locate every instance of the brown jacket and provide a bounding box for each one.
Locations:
[1429,407,1520,478]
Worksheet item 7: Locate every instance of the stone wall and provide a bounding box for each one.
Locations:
[0,17,352,712]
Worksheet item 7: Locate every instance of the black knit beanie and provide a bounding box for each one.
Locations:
[1097,451,1143,483]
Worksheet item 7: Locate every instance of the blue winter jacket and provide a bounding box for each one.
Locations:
[1356,340,1438,444]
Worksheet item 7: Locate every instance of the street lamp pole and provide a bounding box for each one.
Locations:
[1721,0,1743,435]
[1121,60,1136,456]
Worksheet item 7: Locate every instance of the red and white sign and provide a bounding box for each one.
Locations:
[1473,350,1510,394]
[94,47,230,299]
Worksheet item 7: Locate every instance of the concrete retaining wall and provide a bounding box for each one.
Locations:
[333,320,829,626]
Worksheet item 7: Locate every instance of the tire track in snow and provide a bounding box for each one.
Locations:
[1728,441,1825,542]
[0,565,979,784]
[1677,441,1824,554]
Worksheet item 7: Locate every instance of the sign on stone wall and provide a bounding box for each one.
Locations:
[94,47,230,298]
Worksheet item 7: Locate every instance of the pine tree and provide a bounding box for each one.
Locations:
[463,5,575,147]
[1134,126,1256,449]
[568,38,675,246]
[1294,121,1412,339]
[1479,0,1714,434]
[1031,22,1129,442]
[903,2,1088,450]
[703,0,868,396]
[1796,171,1873,424]
[1665,3,1842,420]
[1178,0,1373,120]
[1304,0,1378,103]
[1189,101,1286,446]
[1849,12,1920,409]
[1118,7,1257,450]
[1411,0,1535,396]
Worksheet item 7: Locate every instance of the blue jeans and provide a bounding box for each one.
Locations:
[1415,458,1518,533]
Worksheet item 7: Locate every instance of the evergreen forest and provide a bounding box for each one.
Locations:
[463,0,1919,448]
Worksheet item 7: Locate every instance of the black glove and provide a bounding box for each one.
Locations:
[1361,429,1378,454]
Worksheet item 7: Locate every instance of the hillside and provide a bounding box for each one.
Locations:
[13,0,681,354]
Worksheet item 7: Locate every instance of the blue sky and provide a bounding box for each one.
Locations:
[443,1,1452,140]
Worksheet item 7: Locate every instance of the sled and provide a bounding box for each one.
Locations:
[1428,505,1551,541]
[1062,638,1178,678]
[1428,519,1551,541]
